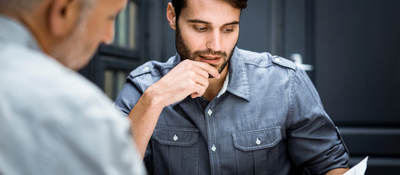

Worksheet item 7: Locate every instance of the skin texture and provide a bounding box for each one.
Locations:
[2,0,127,70]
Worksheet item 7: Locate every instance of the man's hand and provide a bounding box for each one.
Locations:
[325,168,349,175]
[146,59,220,107]
[128,60,220,158]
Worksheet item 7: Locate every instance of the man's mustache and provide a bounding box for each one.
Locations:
[194,49,227,57]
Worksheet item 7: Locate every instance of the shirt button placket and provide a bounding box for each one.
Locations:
[205,106,218,175]
[207,109,215,152]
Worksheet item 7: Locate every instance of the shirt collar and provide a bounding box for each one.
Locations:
[226,47,250,101]
[216,72,229,98]
[0,14,41,51]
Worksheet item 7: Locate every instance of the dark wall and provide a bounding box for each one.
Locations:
[310,0,400,174]
[314,0,400,125]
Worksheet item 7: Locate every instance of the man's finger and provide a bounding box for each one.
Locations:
[194,75,209,89]
[192,61,220,79]
[190,84,205,98]
[192,67,211,80]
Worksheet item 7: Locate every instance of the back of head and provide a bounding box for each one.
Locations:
[0,0,119,71]
[0,0,94,15]
[0,0,38,14]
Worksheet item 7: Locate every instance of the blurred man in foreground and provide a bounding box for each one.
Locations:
[0,0,145,174]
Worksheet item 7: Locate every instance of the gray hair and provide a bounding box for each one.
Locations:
[0,0,96,14]
[0,0,37,12]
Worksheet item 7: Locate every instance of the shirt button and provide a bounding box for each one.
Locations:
[143,67,150,71]
[256,138,261,145]
[207,109,213,116]
[173,134,178,141]
[274,58,281,62]
[211,144,217,152]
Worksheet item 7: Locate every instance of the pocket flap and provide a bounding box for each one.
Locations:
[153,127,199,146]
[232,127,282,151]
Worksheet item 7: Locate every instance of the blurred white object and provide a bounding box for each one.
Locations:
[290,53,314,71]
[344,156,368,175]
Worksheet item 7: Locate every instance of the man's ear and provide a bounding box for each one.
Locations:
[48,0,81,37]
[166,2,177,30]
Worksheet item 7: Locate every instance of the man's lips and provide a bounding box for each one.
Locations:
[199,55,222,65]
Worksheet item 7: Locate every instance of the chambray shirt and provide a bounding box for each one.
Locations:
[115,48,349,175]
[0,15,145,175]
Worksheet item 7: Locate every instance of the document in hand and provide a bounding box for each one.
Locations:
[343,157,368,175]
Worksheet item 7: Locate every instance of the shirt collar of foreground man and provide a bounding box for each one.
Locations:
[0,16,41,51]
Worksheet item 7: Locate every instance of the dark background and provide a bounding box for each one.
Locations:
[80,0,400,174]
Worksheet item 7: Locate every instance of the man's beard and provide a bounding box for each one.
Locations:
[175,26,236,73]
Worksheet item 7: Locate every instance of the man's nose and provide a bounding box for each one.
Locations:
[206,30,221,52]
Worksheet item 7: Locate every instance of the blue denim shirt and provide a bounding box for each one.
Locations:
[115,48,349,175]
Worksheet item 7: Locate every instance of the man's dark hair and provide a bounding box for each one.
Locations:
[171,0,247,21]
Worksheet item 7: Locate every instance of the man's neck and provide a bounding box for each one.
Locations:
[203,65,229,101]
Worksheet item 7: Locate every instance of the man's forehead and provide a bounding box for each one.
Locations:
[181,0,241,24]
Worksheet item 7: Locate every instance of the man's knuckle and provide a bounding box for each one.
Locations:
[188,71,196,78]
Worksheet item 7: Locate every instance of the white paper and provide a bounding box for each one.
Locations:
[343,156,368,175]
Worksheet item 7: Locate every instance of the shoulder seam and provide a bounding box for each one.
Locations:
[271,56,297,70]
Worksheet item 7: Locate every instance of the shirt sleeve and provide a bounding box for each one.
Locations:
[114,82,143,116]
[114,80,153,172]
[286,68,350,174]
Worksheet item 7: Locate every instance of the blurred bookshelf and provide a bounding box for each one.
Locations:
[104,69,129,100]
[113,1,137,50]
[103,1,138,99]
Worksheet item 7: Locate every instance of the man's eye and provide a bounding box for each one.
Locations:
[194,26,208,32]
[223,27,234,33]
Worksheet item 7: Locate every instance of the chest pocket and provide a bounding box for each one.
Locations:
[233,126,281,151]
[232,127,283,175]
[153,127,199,146]
[151,127,200,175]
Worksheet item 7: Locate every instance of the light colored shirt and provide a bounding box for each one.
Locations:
[115,48,350,175]
[0,15,146,175]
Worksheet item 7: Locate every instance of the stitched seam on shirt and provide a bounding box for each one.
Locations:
[297,70,333,126]
[240,61,250,99]
[299,70,322,109]
[244,62,273,68]
[128,62,175,80]
[212,108,221,175]
[287,69,296,128]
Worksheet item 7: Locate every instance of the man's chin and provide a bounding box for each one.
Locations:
[63,53,93,71]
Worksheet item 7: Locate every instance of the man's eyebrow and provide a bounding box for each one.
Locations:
[223,21,240,26]
[187,19,240,26]
[187,19,210,24]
